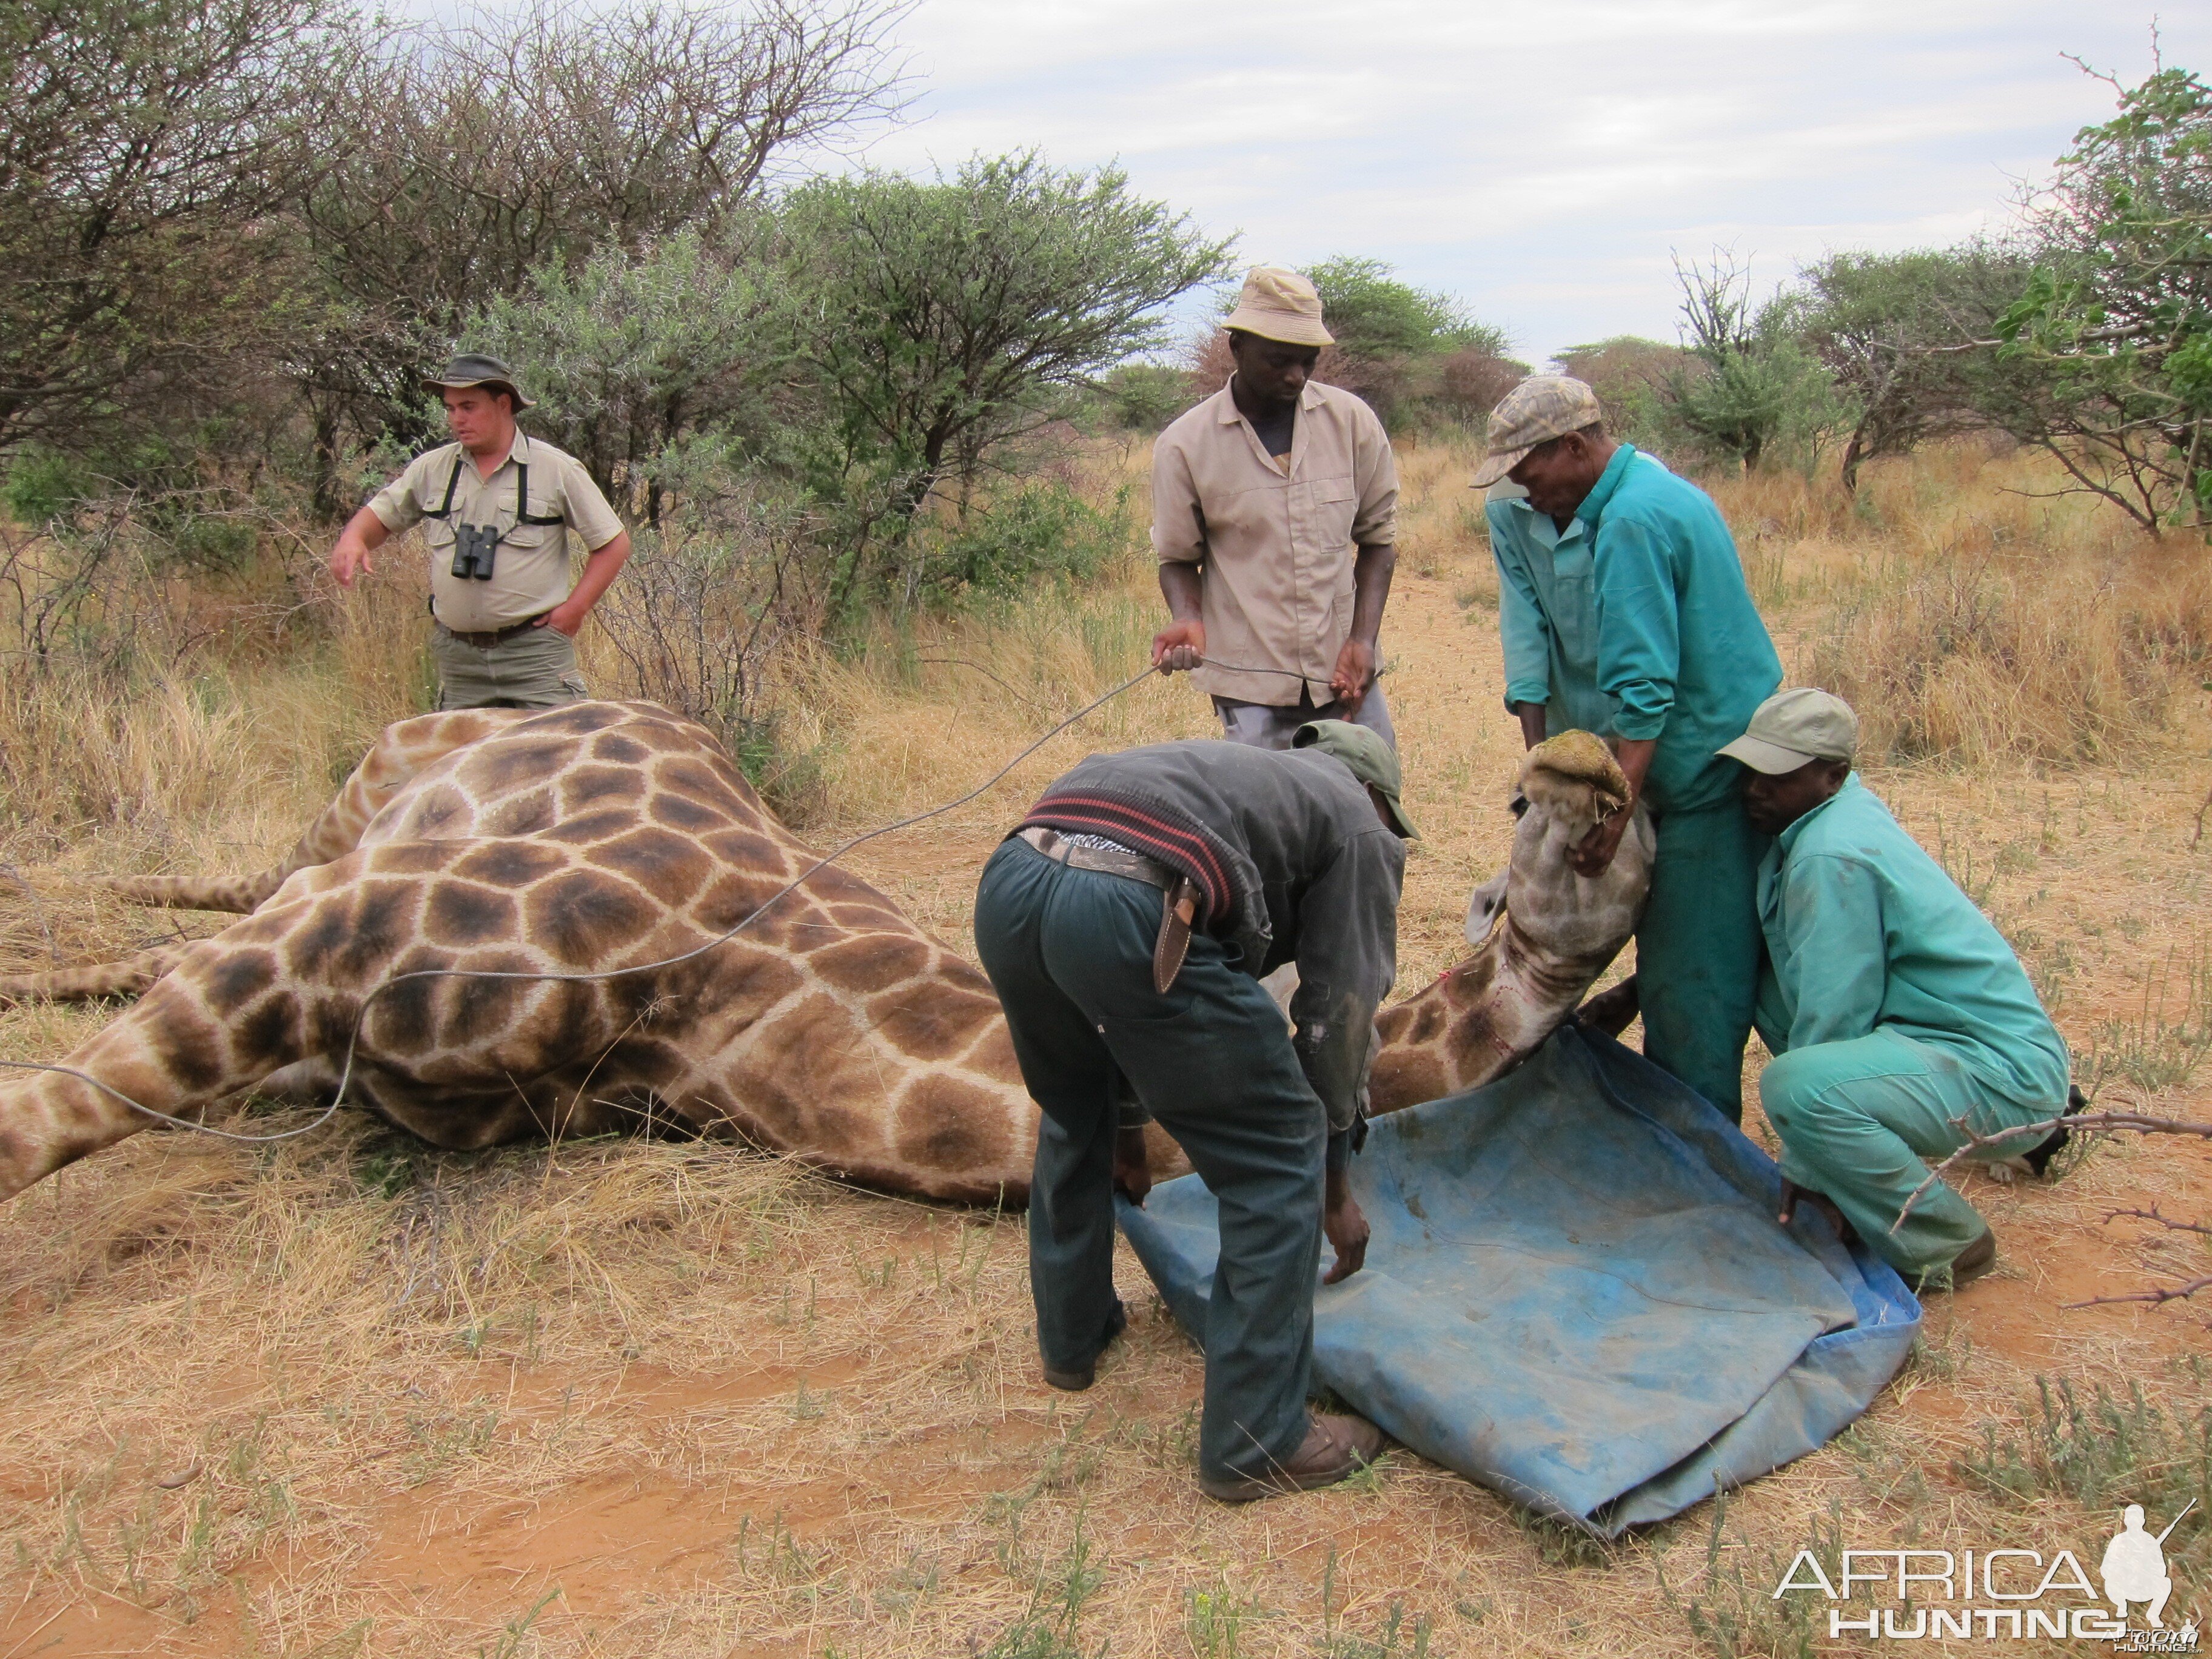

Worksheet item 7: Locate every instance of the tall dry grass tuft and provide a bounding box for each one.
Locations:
[0,513,437,851]
[1799,531,2211,765]
[326,545,441,736]
[1706,443,2212,766]
[771,558,1207,828]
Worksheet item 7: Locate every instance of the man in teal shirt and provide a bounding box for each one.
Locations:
[1475,377,1781,1119]
[1723,689,2071,1288]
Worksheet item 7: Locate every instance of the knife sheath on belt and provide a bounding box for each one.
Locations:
[1153,877,1199,994]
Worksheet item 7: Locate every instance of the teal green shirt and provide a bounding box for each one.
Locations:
[1754,776,2071,1108]
[1487,444,1781,813]
[1486,482,1617,742]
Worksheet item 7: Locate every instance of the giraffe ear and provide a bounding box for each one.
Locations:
[1464,868,1510,945]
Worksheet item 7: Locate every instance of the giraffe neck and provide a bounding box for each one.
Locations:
[1367,911,1617,1117]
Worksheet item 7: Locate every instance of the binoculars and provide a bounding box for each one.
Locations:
[451,521,502,581]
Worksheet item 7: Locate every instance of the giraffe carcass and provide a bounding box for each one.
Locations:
[0,706,1647,1204]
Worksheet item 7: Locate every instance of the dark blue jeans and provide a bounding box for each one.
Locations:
[974,838,1325,1484]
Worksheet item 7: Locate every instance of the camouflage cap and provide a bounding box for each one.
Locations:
[1292,719,1418,838]
[422,352,535,410]
[1469,375,1603,489]
[1222,266,1334,348]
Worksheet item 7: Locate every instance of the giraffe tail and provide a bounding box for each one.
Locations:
[0,947,189,1007]
[98,872,284,914]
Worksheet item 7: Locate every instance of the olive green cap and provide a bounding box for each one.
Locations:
[1718,688,1859,774]
[1293,719,1418,837]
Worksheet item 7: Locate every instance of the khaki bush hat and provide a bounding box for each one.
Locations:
[423,352,536,410]
[1469,375,1603,489]
[1222,267,1334,348]
[1718,688,1860,774]
[1293,719,1419,837]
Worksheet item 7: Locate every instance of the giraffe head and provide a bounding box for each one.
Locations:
[1466,731,1654,964]
[1371,731,1653,1114]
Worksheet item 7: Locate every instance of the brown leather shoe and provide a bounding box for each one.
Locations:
[1199,1412,1386,1503]
[1911,1226,1996,1293]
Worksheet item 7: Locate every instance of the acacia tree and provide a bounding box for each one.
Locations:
[1303,256,1519,430]
[295,0,909,496]
[1992,65,2212,532]
[1795,246,2030,493]
[468,225,775,520]
[772,153,1232,611]
[1552,337,1688,446]
[1657,252,1843,472]
[0,0,353,456]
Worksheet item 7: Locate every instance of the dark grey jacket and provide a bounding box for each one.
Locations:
[1017,740,1405,1136]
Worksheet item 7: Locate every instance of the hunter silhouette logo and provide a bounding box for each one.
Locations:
[1771,1499,2199,1644]
[2105,1503,2183,1628]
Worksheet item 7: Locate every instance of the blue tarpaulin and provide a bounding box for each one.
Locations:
[1118,1026,1920,1533]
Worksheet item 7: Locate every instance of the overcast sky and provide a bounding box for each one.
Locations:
[859,1,2207,366]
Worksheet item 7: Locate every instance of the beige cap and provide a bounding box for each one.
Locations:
[1222,266,1334,348]
[1717,688,1859,774]
[1469,375,1603,489]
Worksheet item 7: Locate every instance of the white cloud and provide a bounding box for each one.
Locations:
[862,0,2205,360]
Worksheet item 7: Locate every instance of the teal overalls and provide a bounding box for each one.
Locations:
[1488,447,1781,1118]
[1754,777,2070,1275]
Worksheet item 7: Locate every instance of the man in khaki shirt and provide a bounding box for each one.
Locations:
[326,354,632,709]
[1151,268,1400,747]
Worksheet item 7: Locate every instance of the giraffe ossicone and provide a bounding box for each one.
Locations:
[0,708,1649,1205]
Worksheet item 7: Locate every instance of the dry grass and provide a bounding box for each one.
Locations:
[1,436,2209,1655]
[1710,443,2212,767]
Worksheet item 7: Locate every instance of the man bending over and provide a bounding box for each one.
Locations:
[1726,689,2071,1290]
[973,722,1414,1500]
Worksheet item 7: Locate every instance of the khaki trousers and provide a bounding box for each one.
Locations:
[431,622,588,711]
[1210,682,1396,750]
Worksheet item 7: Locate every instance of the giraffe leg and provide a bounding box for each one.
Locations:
[98,709,521,914]
[0,947,189,1007]
[0,939,318,1200]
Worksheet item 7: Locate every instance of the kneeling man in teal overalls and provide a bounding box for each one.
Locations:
[1723,689,2071,1290]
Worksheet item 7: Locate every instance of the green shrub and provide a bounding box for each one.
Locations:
[920,482,1129,600]
[1095,363,1195,432]
[1957,1373,2212,1518]
[2,447,91,525]
[1,439,258,571]
[1661,1496,1842,1659]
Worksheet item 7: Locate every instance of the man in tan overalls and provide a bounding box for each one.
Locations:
[326,354,632,709]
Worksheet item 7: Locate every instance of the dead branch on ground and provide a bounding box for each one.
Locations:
[1891,1109,2212,1313]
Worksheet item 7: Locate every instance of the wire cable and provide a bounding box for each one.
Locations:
[1,655,1335,1146]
